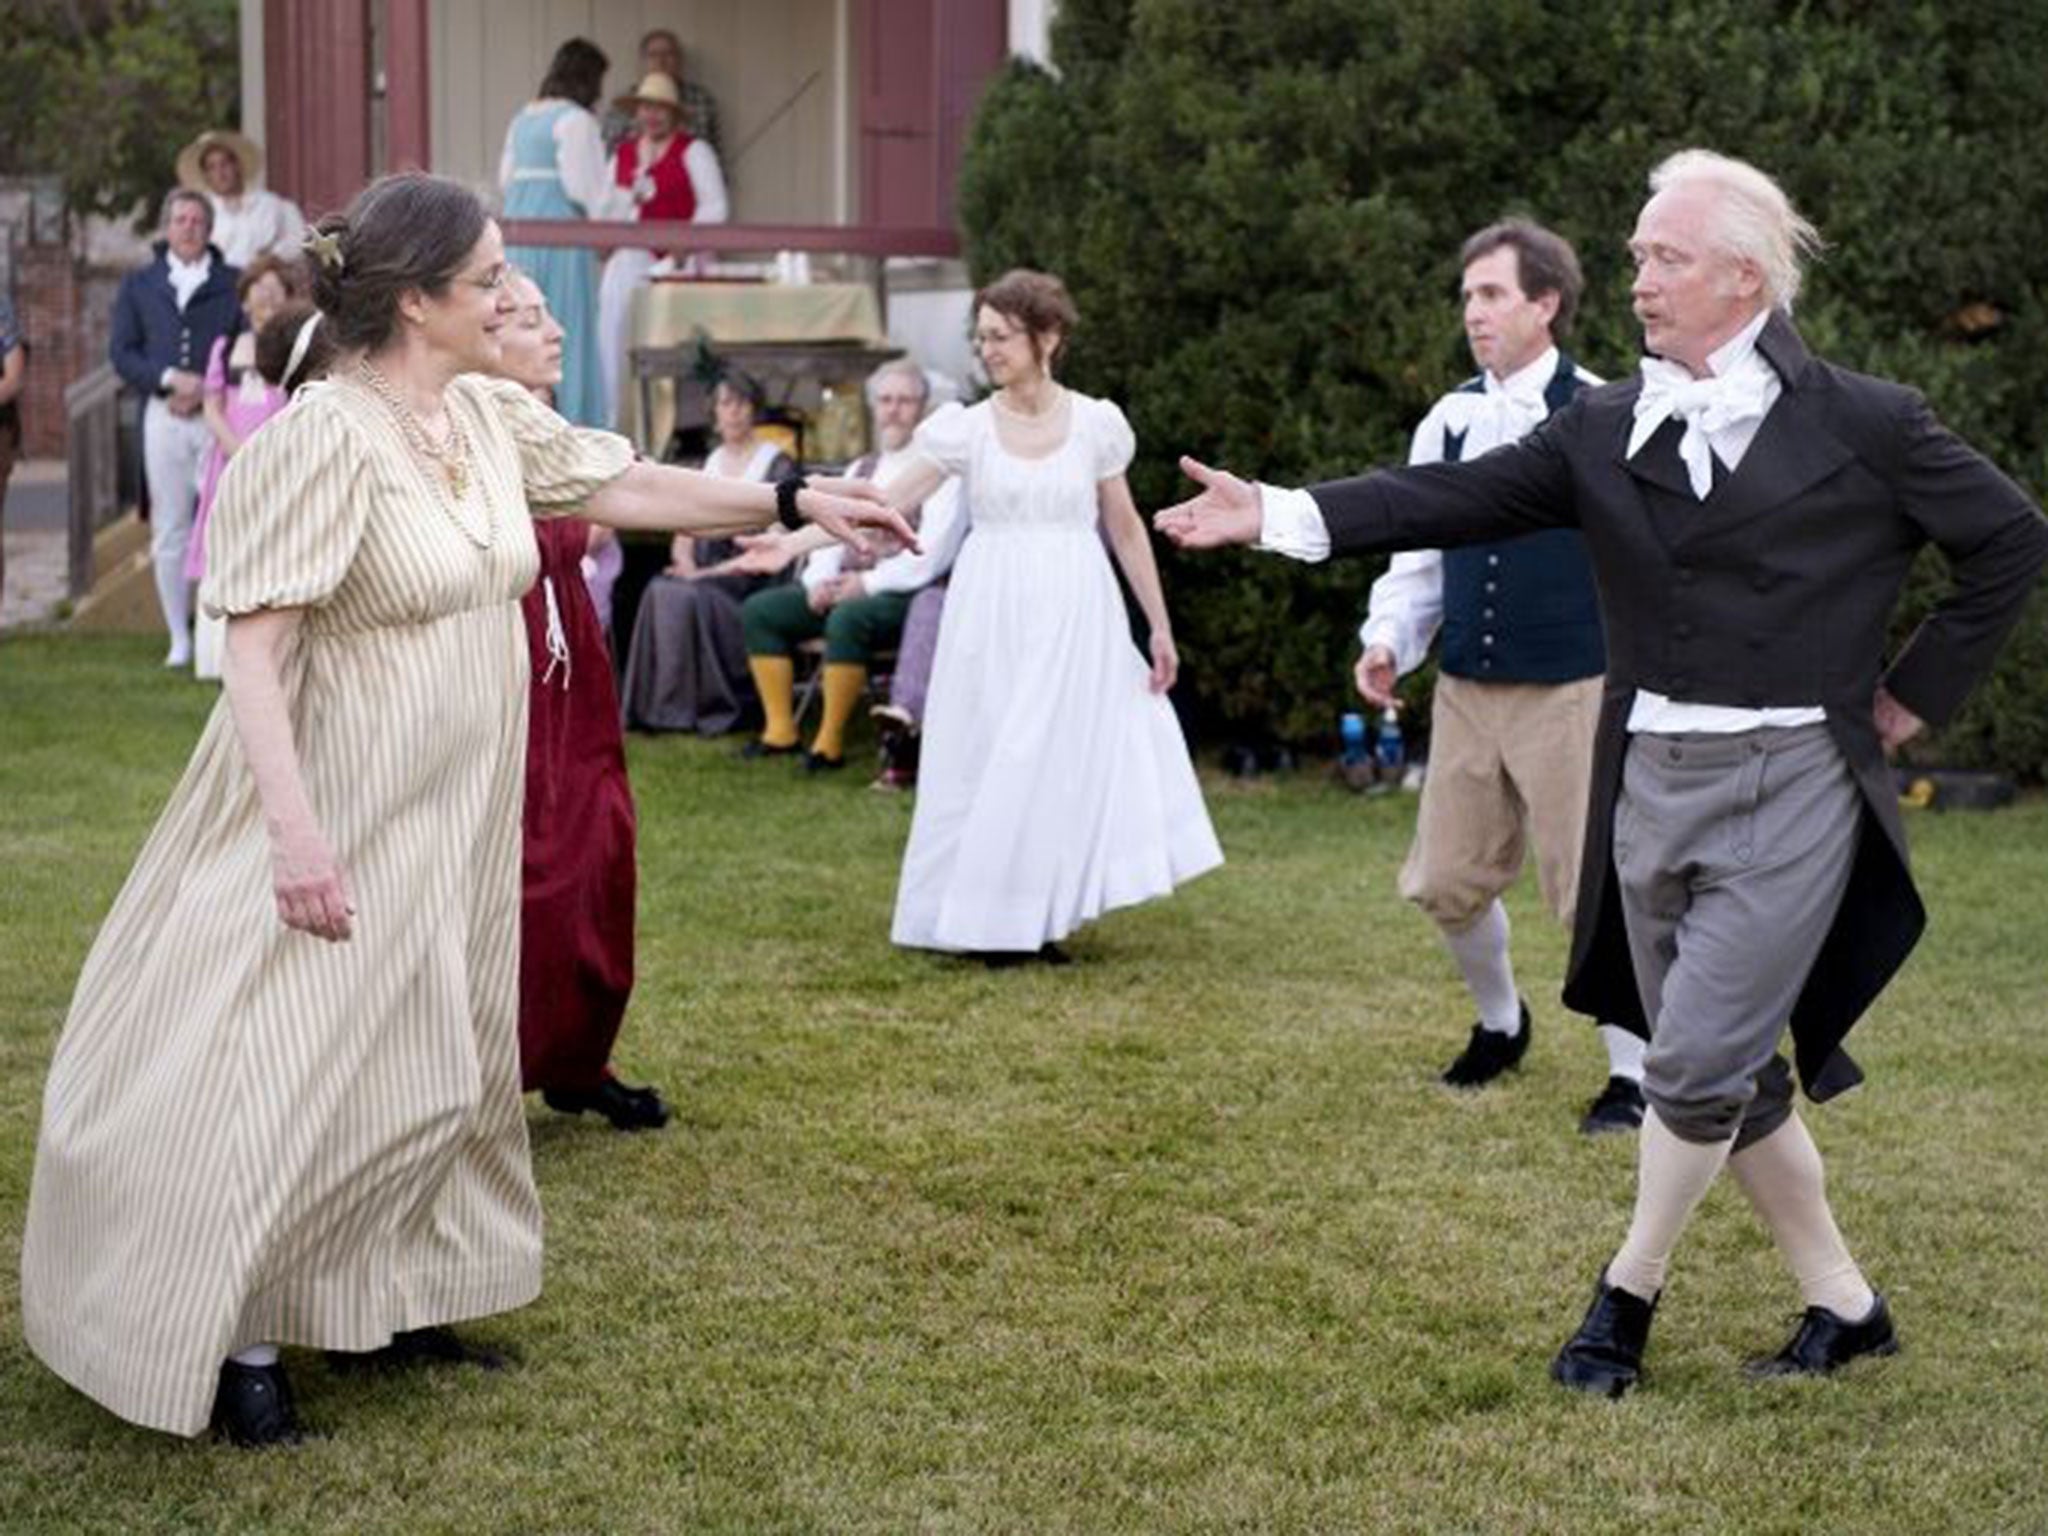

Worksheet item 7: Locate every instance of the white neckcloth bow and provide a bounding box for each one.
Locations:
[1627,356,1773,499]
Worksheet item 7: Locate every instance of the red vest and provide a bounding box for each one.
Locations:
[615,134,698,223]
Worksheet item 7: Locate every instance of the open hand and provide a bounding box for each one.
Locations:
[1354,645,1398,708]
[270,822,355,942]
[700,530,801,580]
[798,479,920,559]
[1152,457,1264,549]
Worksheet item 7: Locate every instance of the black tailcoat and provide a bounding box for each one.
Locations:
[1308,313,2048,1099]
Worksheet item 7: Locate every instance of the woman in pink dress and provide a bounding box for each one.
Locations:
[187,254,298,677]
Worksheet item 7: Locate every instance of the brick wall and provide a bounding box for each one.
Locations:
[12,244,88,459]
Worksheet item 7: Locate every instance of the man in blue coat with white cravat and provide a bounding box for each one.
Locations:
[110,188,242,668]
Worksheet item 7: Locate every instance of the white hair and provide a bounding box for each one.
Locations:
[864,357,931,409]
[1648,149,1823,311]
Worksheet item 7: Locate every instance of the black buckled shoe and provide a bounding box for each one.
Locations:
[210,1359,307,1448]
[1551,1278,1659,1399]
[544,1075,671,1131]
[1441,1003,1532,1087]
[1579,1075,1647,1135]
[326,1326,511,1375]
[1745,1294,1898,1379]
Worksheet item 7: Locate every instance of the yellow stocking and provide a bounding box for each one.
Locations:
[749,655,798,747]
[812,662,868,761]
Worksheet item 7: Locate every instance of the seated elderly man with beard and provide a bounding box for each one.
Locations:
[730,359,964,772]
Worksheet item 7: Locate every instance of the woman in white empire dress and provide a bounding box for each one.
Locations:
[887,269,1221,960]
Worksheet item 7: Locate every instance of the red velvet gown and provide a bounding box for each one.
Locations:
[517,516,637,1091]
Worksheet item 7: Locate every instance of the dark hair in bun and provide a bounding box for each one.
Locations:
[255,303,337,392]
[305,173,489,353]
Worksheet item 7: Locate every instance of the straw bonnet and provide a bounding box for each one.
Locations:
[177,129,264,192]
[613,72,687,119]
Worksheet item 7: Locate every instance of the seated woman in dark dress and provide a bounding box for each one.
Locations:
[619,374,794,733]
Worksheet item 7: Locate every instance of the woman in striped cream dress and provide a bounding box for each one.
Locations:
[18,174,907,1446]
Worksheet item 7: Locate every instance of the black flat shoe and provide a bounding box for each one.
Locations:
[1442,1003,1532,1087]
[1039,942,1073,966]
[1579,1075,1647,1135]
[1551,1277,1659,1399]
[210,1359,306,1448]
[803,749,846,773]
[544,1076,672,1131]
[326,1326,511,1375]
[1745,1294,1898,1378]
[739,739,799,760]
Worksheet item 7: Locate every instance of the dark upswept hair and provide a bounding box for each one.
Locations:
[1459,218,1584,340]
[539,38,610,109]
[255,302,337,392]
[973,268,1080,367]
[712,369,765,413]
[306,173,489,352]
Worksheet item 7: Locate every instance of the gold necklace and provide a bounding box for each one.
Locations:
[356,359,475,501]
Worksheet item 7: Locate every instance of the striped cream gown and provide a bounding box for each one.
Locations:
[19,374,632,1436]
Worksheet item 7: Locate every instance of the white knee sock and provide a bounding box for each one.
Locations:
[1600,1024,1647,1082]
[1442,900,1521,1035]
[1727,1114,1876,1320]
[229,1343,280,1368]
[1604,1107,1735,1300]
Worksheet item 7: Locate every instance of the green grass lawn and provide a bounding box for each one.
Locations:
[3,633,2045,1535]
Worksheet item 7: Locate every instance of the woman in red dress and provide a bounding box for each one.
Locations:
[498,269,669,1129]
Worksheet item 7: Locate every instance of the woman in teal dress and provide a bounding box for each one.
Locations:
[498,38,628,427]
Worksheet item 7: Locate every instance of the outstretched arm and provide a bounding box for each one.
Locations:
[580,462,919,553]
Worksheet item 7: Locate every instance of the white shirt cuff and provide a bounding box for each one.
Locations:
[1255,484,1330,563]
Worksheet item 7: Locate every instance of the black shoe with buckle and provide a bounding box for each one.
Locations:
[1441,1003,1532,1087]
[543,1075,671,1131]
[1580,1075,1647,1135]
[210,1358,307,1448]
[1551,1277,1659,1399]
[1745,1294,1898,1378]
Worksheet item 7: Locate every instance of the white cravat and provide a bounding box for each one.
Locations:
[166,251,210,312]
[1627,325,1775,499]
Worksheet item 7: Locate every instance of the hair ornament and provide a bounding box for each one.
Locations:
[303,227,346,273]
[282,313,323,390]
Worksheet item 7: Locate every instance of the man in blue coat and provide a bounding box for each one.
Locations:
[1158,149,2048,1397]
[110,188,242,667]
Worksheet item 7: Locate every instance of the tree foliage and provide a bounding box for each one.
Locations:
[958,0,2048,776]
[0,0,241,229]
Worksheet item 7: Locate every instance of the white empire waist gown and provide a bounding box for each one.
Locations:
[891,394,1222,951]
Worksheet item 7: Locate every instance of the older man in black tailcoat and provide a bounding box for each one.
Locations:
[1157,149,2048,1397]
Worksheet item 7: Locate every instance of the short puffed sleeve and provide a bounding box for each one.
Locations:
[1088,396,1136,481]
[467,376,635,512]
[910,400,972,477]
[201,389,366,616]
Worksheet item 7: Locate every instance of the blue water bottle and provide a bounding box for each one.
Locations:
[1375,707,1405,774]
[1340,711,1368,766]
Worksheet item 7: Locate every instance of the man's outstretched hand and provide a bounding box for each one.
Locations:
[1153,457,1264,550]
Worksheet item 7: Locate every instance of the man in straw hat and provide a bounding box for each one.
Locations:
[596,70,730,428]
[179,129,306,270]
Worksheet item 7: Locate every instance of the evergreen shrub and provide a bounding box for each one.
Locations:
[958,0,2048,778]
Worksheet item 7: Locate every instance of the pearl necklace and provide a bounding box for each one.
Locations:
[353,360,493,546]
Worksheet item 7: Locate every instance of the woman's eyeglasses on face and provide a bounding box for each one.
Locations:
[455,265,510,293]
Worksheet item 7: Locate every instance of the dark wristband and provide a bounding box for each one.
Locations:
[774,472,810,530]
